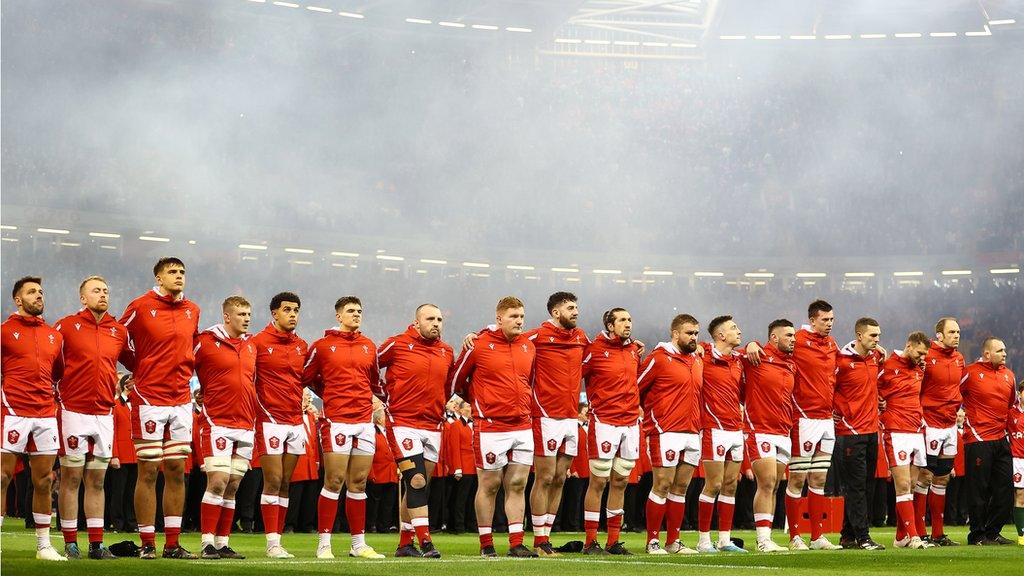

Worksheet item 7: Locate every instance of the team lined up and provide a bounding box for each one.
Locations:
[1,256,1022,562]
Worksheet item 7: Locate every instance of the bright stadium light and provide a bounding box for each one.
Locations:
[60,242,81,247]
[37,227,70,234]
[990,267,1020,274]
[331,251,359,257]
[585,39,612,45]
[470,272,490,278]
[643,270,673,276]
[965,26,992,36]
[99,245,117,250]
[405,18,432,24]
[524,275,540,280]
[89,232,121,238]
[139,235,170,242]
[462,261,490,268]
[694,271,724,277]
[472,24,498,30]
[720,35,746,40]
[592,269,622,275]
[989,19,1016,25]
[0,225,17,230]
[506,265,535,271]
[272,2,299,8]
[893,271,923,277]
[744,272,775,278]
[941,270,971,276]
[824,34,852,40]
[894,32,922,38]
[565,277,580,282]
[844,272,875,277]
[505,27,532,33]
[376,254,404,261]
[284,247,314,254]
[551,267,579,273]
[238,244,268,250]
[860,33,887,39]
[439,21,466,28]
[306,6,331,13]
[555,38,583,44]
[290,260,312,266]
[796,272,827,278]
[930,32,957,37]
[754,35,781,40]
[790,35,817,40]
[420,258,447,265]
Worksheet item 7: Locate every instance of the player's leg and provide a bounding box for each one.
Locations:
[545,453,573,538]
[82,456,111,557]
[530,454,556,547]
[160,406,194,557]
[805,420,836,547]
[698,459,723,551]
[272,425,304,541]
[475,468,503,554]
[666,462,696,551]
[397,452,432,552]
[502,462,533,554]
[646,466,673,549]
[717,459,743,550]
[604,464,632,550]
[583,461,610,550]
[30,453,60,557]
[317,452,349,556]
[1013,485,1024,545]
[213,456,248,558]
[57,456,85,555]
[0,452,17,519]
[751,456,780,549]
[985,441,1013,542]
[345,450,379,557]
[200,467,230,557]
[259,451,286,555]
[926,439,956,544]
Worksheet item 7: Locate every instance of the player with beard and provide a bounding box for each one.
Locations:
[1,276,66,561]
[914,317,966,546]
[638,314,702,555]
[741,319,797,553]
[377,303,455,558]
[581,308,642,556]
[251,292,308,559]
[53,276,131,559]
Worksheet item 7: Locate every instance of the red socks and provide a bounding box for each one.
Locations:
[928,486,947,538]
[665,493,686,544]
[646,493,667,543]
[584,510,600,546]
[345,491,367,536]
[807,487,826,541]
[317,488,340,534]
[785,490,802,538]
[717,495,736,534]
[697,494,715,533]
[605,509,623,547]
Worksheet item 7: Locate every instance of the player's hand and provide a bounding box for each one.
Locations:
[454,472,463,480]
[877,345,888,358]
[109,457,121,469]
[745,342,764,365]
[635,339,646,356]
[744,469,755,481]
[462,333,478,352]
[695,344,705,357]
[877,397,887,412]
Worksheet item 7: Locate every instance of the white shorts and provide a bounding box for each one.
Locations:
[1013,457,1023,489]
[132,403,193,443]
[702,428,744,462]
[792,418,836,457]
[588,419,640,461]
[533,417,579,457]
[474,427,534,470]
[59,410,114,459]
[883,431,927,468]
[745,432,792,464]
[924,425,958,458]
[319,419,375,456]
[647,431,701,467]
[201,425,255,460]
[256,421,306,456]
[387,425,442,462]
[1,415,59,455]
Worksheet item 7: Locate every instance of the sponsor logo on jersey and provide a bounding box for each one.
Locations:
[150,310,157,317]
[12,332,19,340]
[267,347,274,355]
[215,437,227,451]
[330,346,336,353]
[408,343,415,350]
[74,323,81,331]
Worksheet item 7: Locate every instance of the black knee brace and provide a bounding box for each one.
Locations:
[926,455,954,476]
[400,453,429,509]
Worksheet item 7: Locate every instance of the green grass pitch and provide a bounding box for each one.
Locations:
[1,525,1019,575]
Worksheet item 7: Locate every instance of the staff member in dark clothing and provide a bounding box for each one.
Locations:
[961,337,1016,545]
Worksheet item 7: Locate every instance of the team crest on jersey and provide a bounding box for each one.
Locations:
[185,310,192,319]
[665,449,676,462]
[12,332,19,340]
[74,323,81,331]
[547,439,558,452]
[48,334,55,345]
[295,346,302,355]
[761,441,771,454]
[402,438,414,451]
[66,436,79,450]
[601,441,612,454]
[930,440,939,450]
[7,430,19,444]
[716,445,725,457]
[215,437,227,451]
[362,345,369,354]
[485,452,496,464]
[145,420,157,434]
[335,433,347,447]
[269,437,280,450]
[803,441,813,453]
[110,327,117,337]
[898,450,907,461]
[549,337,555,343]
[522,344,528,353]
